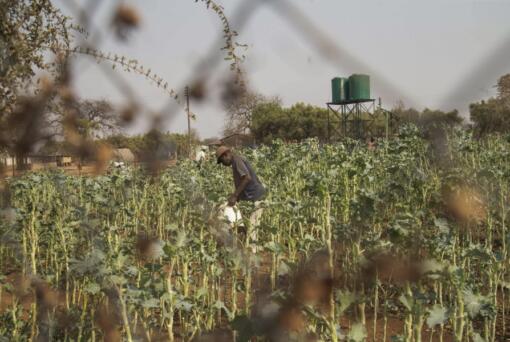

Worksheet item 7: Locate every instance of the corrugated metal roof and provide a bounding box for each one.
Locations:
[112,148,135,162]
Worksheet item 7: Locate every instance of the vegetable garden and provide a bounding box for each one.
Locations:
[0,127,509,341]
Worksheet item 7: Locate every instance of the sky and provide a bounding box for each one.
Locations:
[54,0,510,138]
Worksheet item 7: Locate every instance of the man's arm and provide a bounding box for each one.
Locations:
[228,156,252,206]
[228,174,252,205]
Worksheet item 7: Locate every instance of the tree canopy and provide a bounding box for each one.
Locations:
[251,102,328,144]
[470,74,510,136]
[0,0,71,115]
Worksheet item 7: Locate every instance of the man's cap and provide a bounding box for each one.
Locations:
[215,145,230,163]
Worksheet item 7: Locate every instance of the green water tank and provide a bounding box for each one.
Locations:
[331,77,348,103]
[348,74,370,100]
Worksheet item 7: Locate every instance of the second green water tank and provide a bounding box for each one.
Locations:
[348,74,370,100]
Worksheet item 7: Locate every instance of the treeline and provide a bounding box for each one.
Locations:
[226,74,510,143]
[41,130,200,160]
[469,74,510,137]
[37,74,510,160]
[251,101,329,144]
[234,99,464,143]
[102,130,199,159]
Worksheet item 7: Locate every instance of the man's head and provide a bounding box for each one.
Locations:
[216,145,233,166]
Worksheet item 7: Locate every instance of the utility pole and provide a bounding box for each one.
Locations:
[185,86,191,158]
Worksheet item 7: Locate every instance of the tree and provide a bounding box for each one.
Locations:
[470,74,510,136]
[496,74,510,102]
[250,101,285,143]
[470,99,510,136]
[0,0,245,170]
[392,101,420,124]
[34,98,120,158]
[73,99,119,139]
[103,130,200,160]
[392,102,463,135]
[223,92,280,136]
[251,102,328,144]
[0,0,71,116]
[0,0,71,168]
[418,108,463,131]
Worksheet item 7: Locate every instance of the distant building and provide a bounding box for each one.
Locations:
[30,151,73,167]
[0,153,32,167]
[112,148,136,163]
[214,133,255,148]
[57,155,73,166]
[206,139,223,149]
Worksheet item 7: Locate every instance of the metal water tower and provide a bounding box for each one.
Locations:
[327,74,399,141]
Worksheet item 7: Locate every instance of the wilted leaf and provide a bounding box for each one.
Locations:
[472,332,485,342]
[174,298,193,312]
[278,260,290,276]
[336,290,356,314]
[347,322,367,342]
[175,230,187,248]
[464,290,482,318]
[426,305,448,328]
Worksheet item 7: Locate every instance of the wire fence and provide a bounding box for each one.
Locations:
[2,0,509,172]
[0,1,509,341]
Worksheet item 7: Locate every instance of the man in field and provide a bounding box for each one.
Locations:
[367,136,376,150]
[216,145,266,251]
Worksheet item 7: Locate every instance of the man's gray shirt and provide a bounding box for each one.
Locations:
[232,154,266,201]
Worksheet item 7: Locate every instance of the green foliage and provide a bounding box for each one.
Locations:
[426,305,448,328]
[251,102,328,143]
[347,323,367,342]
[470,98,510,136]
[0,0,71,115]
[1,129,509,341]
[469,74,510,136]
[103,130,199,159]
[392,103,463,135]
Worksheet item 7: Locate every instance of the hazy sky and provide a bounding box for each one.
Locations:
[54,0,510,138]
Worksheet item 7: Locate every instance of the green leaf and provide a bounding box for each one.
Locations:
[142,298,160,308]
[163,244,176,257]
[433,218,449,233]
[110,275,126,285]
[463,290,496,319]
[426,305,448,328]
[472,332,485,342]
[84,282,101,295]
[174,298,193,312]
[399,294,412,312]
[277,260,290,276]
[264,241,282,253]
[213,300,232,319]
[337,290,356,314]
[463,290,482,318]
[421,259,443,274]
[175,230,187,248]
[125,266,138,277]
[165,224,178,231]
[348,322,367,342]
